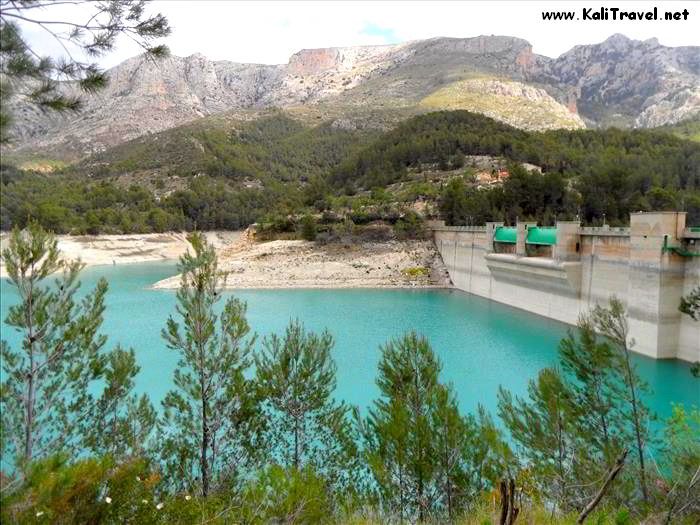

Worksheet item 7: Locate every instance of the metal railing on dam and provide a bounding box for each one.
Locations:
[579,226,630,236]
[430,225,487,233]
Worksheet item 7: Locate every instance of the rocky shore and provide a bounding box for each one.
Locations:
[0,231,240,278]
[152,237,451,289]
[1,231,451,289]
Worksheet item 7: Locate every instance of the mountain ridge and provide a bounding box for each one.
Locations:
[6,34,699,160]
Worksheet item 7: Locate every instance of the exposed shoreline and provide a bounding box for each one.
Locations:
[0,231,240,278]
[1,231,451,289]
[152,237,451,290]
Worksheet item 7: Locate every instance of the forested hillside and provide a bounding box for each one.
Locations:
[2,111,699,233]
[79,111,379,181]
[333,111,700,224]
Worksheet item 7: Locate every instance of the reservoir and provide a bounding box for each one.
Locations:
[1,261,697,421]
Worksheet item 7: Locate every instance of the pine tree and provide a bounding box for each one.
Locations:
[0,223,144,471]
[498,368,576,511]
[83,346,157,460]
[362,331,488,521]
[590,297,653,505]
[557,316,636,507]
[439,177,469,226]
[364,332,439,520]
[0,0,170,143]
[430,384,471,519]
[470,405,514,491]
[159,232,259,497]
[255,320,357,492]
[559,318,625,465]
[362,396,412,520]
[299,214,317,241]
[659,405,700,522]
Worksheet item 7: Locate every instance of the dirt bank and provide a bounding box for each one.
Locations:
[1,230,450,289]
[0,231,242,277]
[152,237,451,289]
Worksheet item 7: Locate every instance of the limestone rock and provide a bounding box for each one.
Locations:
[7,34,698,160]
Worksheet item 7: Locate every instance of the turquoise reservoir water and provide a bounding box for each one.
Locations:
[1,262,698,422]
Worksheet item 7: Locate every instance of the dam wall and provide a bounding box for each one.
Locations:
[431,212,700,362]
[680,257,700,361]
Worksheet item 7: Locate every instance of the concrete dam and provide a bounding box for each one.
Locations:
[430,211,700,362]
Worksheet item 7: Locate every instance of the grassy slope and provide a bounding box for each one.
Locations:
[419,78,584,131]
[654,116,700,142]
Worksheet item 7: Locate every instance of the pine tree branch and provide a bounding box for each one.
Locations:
[2,12,107,29]
[577,448,628,524]
[2,1,84,11]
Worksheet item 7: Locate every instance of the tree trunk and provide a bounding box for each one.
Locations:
[499,478,519,525]
[507,479,519,525]
[622,348,648,503]
[577,448,628,524]
[499,480,508,525]
[556,403,568,507]
[445,447,453,520]
[24,363,35,462]
[201,395,210,497]
[293,414,299,469]
[399,463,404,524]
[592,376,611,459]
[413,372,425,522]
[24,275,37,464]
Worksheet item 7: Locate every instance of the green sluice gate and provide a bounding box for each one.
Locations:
[494,226,517,243]
[526,227,557,246]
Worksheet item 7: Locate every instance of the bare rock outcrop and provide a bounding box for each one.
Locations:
[532,34,700,127]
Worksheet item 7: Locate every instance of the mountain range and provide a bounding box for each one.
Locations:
[6,33,700,161]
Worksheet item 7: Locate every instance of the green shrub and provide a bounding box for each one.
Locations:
[394,210,425,239]
[240,465,334,524]
[0,455,162,524]
[401,266,430,278]
[299,214,317,241]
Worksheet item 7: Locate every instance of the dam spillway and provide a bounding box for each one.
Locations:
[430,211,700,362]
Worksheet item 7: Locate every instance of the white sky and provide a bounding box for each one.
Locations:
[16,1,699,69]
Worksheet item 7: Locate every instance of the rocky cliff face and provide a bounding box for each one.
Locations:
[7,34,699,159]
[7,54,286,158]
[532,34,700,127]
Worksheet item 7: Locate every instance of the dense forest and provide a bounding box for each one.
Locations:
[1,225,698,524]
[2,111,700,233]
[333,111,700,225]
[79,113,378,182]
[0,113,375,233]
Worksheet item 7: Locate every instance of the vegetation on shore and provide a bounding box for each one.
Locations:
[2,225,698,524]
